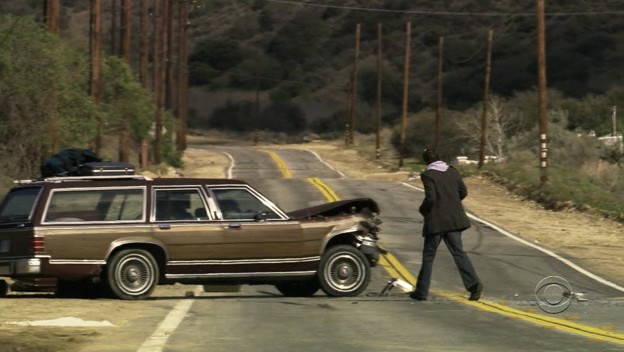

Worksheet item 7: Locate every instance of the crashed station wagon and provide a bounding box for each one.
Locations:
[0,175,381,300]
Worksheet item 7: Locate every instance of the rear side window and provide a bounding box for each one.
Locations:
[0,187,42,223]
[44,188,145,223]
[154,188,209,221]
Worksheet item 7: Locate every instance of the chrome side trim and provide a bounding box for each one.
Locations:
[168,256,320,266]
[48,259,106,265]
[165,271,316,279]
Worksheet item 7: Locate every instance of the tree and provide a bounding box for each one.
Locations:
[0,16,98,180]
[100,56,154,153]
[455,96,524,159]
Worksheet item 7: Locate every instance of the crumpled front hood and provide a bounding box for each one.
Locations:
[287,198,379,220]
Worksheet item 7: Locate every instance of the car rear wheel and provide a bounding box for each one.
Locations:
[106,249,159,300]
[318,245,370,297]
[275,279,320,297]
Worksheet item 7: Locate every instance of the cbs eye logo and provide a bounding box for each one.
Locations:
[534,276,574,314]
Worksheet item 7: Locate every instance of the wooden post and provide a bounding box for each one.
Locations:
[375,23,382,160]
[399,21,411,168]
[176,0,189,152]
[45,0,60,34]
[138,0,149,168]
[479,30,493,169]
[537,0,549,186]
[110,0,117,55]
[346,23,360,146]
[44,0,61,155]
[153,0,165,164]
[90,0,103,154]
[165,0,174,111]
[435,37,444,150]
[118,0,132,163]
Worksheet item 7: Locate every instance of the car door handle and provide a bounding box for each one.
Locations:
[158,224,171,230]
[227,223,241,229]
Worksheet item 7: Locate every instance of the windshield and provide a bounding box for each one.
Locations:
[0,186,42,223]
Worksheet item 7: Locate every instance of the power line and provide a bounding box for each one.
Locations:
[266,0,624,17]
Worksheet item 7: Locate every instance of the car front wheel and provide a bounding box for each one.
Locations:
[106,249,159,300]
[318,245,370,297]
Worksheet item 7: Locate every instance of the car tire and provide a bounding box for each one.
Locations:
[318,245,370,297]
[275,279,320,297]
[106,249,159,300]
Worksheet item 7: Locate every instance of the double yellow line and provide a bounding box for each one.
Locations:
[267,150,624,346]
[267,151,292,178]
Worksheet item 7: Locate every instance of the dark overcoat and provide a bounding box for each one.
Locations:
[419,166,471,236]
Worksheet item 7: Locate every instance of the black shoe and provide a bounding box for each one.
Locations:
[410,292,427,301]
[469,282,483,301]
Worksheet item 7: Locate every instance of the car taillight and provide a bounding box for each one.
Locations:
[31,236,45,253]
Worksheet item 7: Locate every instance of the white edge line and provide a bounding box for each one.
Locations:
[401,182,624,293]
[224,151,235,179]
[308,150,346,178]
[136,286,203,352]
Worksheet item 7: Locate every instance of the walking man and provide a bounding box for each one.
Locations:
[411,148,483,301]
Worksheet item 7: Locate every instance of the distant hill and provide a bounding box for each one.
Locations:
[3,1,624,129]
[186,0,624,118]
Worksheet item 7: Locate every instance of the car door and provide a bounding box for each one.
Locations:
[206,186,320,273]
[151,186,224,261]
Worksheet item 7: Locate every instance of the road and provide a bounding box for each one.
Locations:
[1,146,623,352]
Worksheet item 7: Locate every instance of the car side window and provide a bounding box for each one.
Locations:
[212,188,280,220]
[44,188,144,223]
[154,189,209,221]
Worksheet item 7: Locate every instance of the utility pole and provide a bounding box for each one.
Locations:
[153,0,164,164]
[44,0,60,155]
[399,21,411,168]
[479,30,494,169]
[253,78,260,146]
[165,0,174,111]
[119,0,131,61]
[346,23,360,146]
[537,0,549,186]
[375,23,382,160]
[45,0,60,34]
[176,0,190,151]
[118,0,132,163]
[139,0,149,168]
[435,36,444,150]
[110,0,117,55]
[90,0,103,154]
[139,0,148,88]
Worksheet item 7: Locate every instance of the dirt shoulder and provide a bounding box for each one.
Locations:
[197,140,623,287]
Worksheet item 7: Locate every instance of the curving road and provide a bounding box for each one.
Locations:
[160,145,623,352]
[1,145,622,352]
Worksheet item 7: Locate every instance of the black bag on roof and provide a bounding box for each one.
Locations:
[40,149,102,177]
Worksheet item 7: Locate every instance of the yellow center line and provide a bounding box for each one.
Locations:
[266,151,292,178]
[272,151,624,345]
[307,177,339,202]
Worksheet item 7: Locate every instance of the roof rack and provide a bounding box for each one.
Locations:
[15,175,153,184]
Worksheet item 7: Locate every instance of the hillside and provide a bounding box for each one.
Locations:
[186,1,624,123]
[3,1,624,134]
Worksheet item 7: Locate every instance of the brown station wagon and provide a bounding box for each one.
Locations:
[0,175,381,300]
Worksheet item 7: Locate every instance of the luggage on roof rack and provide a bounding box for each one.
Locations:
[80,162,136,176]
[41,149,102,177]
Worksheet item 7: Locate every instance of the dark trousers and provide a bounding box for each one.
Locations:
[414,231,480,298]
